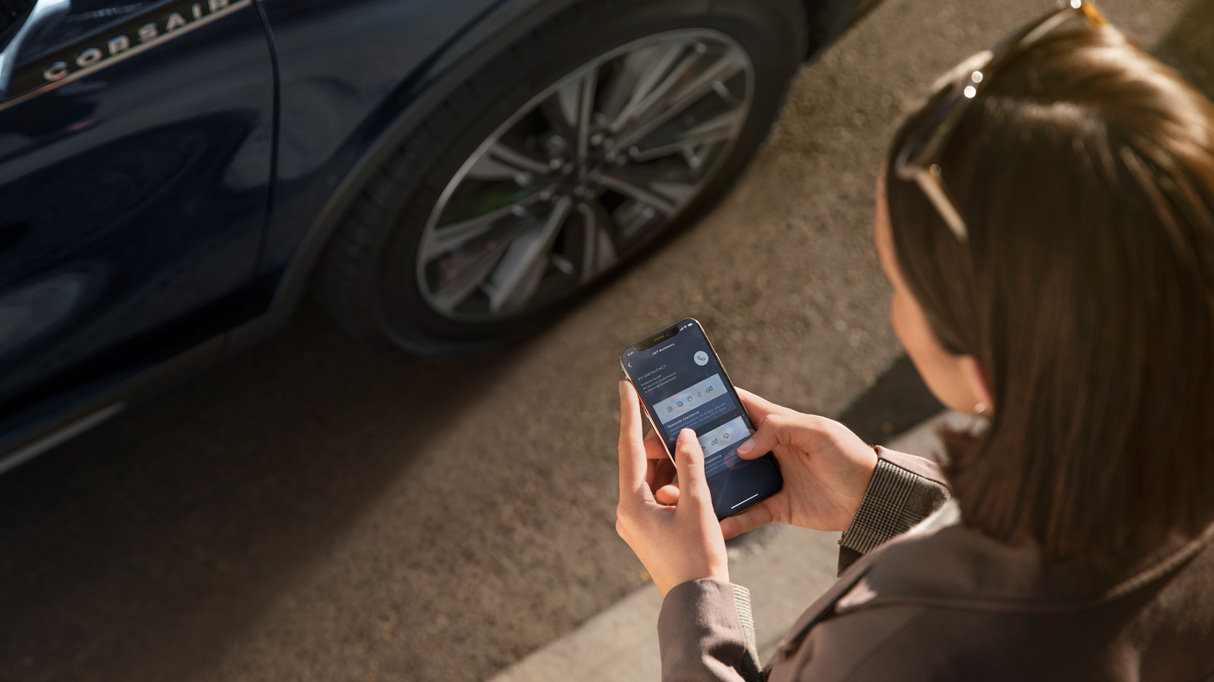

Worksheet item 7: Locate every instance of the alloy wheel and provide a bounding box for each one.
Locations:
[416,29,755,320]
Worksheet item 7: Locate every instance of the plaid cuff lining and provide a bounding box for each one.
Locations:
[839,456,951,555]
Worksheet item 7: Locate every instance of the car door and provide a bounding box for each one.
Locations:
[0,0,275,444]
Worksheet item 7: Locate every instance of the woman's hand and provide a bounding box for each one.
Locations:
[616,381,729,597]
[719,389,879,539]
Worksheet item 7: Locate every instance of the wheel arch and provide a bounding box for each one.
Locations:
[229,0,596,353]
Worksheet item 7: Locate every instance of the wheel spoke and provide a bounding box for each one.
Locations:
[577,202,619,282]
[648,180,697,206]
[605,38,695,133]
[577,66,598,161]
[611,47,748,153]
[419,188,553,263]
[551,66,600,161]
[430,238,513,312]
[486,197,574,314]
[597,43,662,123]
[467,140,551,180]
[598,173,678,216]
[627,107,746,163]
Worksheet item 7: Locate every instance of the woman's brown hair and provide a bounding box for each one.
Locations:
[885,23,1214,562]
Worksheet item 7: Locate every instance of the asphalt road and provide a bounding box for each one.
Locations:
[0,1,1201,681]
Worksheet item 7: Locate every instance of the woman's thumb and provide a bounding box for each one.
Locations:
[734,414,783,460]
[720,502,774,539]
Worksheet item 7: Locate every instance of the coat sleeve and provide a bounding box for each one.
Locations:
[836,447,951,575]
[657,579,763,682]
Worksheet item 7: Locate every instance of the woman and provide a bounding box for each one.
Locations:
[615,3,1214,679]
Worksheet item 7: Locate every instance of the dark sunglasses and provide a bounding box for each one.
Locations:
[893,0,1107,242]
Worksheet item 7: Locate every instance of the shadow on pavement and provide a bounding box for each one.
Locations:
[836,353,941,446]
[0,300,523,682]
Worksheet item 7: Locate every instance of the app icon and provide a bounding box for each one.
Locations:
[687,395,694,403]
[693,351,709,366]
[666,406,673,413]
[722,432,731,440]
[705,385,714,393]
[676,400,684,407]
[711,438,719,446]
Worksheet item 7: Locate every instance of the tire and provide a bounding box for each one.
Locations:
[315,0,808,355]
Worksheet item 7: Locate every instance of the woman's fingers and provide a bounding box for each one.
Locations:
[646,452,676,494]
[673,429,712,515]
[655,483,680,505]
[642,419,677,493]
[735,413,786,460]
[618,381,652,503]
[643,429,670,461]
[719,501,774,539]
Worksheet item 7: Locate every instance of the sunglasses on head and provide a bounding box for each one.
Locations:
[893,0,1107,243]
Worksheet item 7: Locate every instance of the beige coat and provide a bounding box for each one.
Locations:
[657,450,1214,681]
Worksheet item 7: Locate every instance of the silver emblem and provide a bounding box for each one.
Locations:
[1,0,250,108]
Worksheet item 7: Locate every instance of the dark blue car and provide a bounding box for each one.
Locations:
[0,0,873,471]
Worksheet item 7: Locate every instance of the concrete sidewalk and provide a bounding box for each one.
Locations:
[490,411,969,682]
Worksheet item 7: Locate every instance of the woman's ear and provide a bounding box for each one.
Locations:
[959,354,994,414]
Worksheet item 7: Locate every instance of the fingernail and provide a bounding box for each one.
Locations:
[737,439,754,455]
[619,380,627,397]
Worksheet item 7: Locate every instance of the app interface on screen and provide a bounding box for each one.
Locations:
[624,323,754,479]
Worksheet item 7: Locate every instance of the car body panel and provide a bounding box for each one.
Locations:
[0,0,274,450]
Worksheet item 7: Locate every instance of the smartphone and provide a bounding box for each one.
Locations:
[620,318,782,520]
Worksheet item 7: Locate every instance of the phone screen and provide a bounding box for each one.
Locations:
[620,318,782,519]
